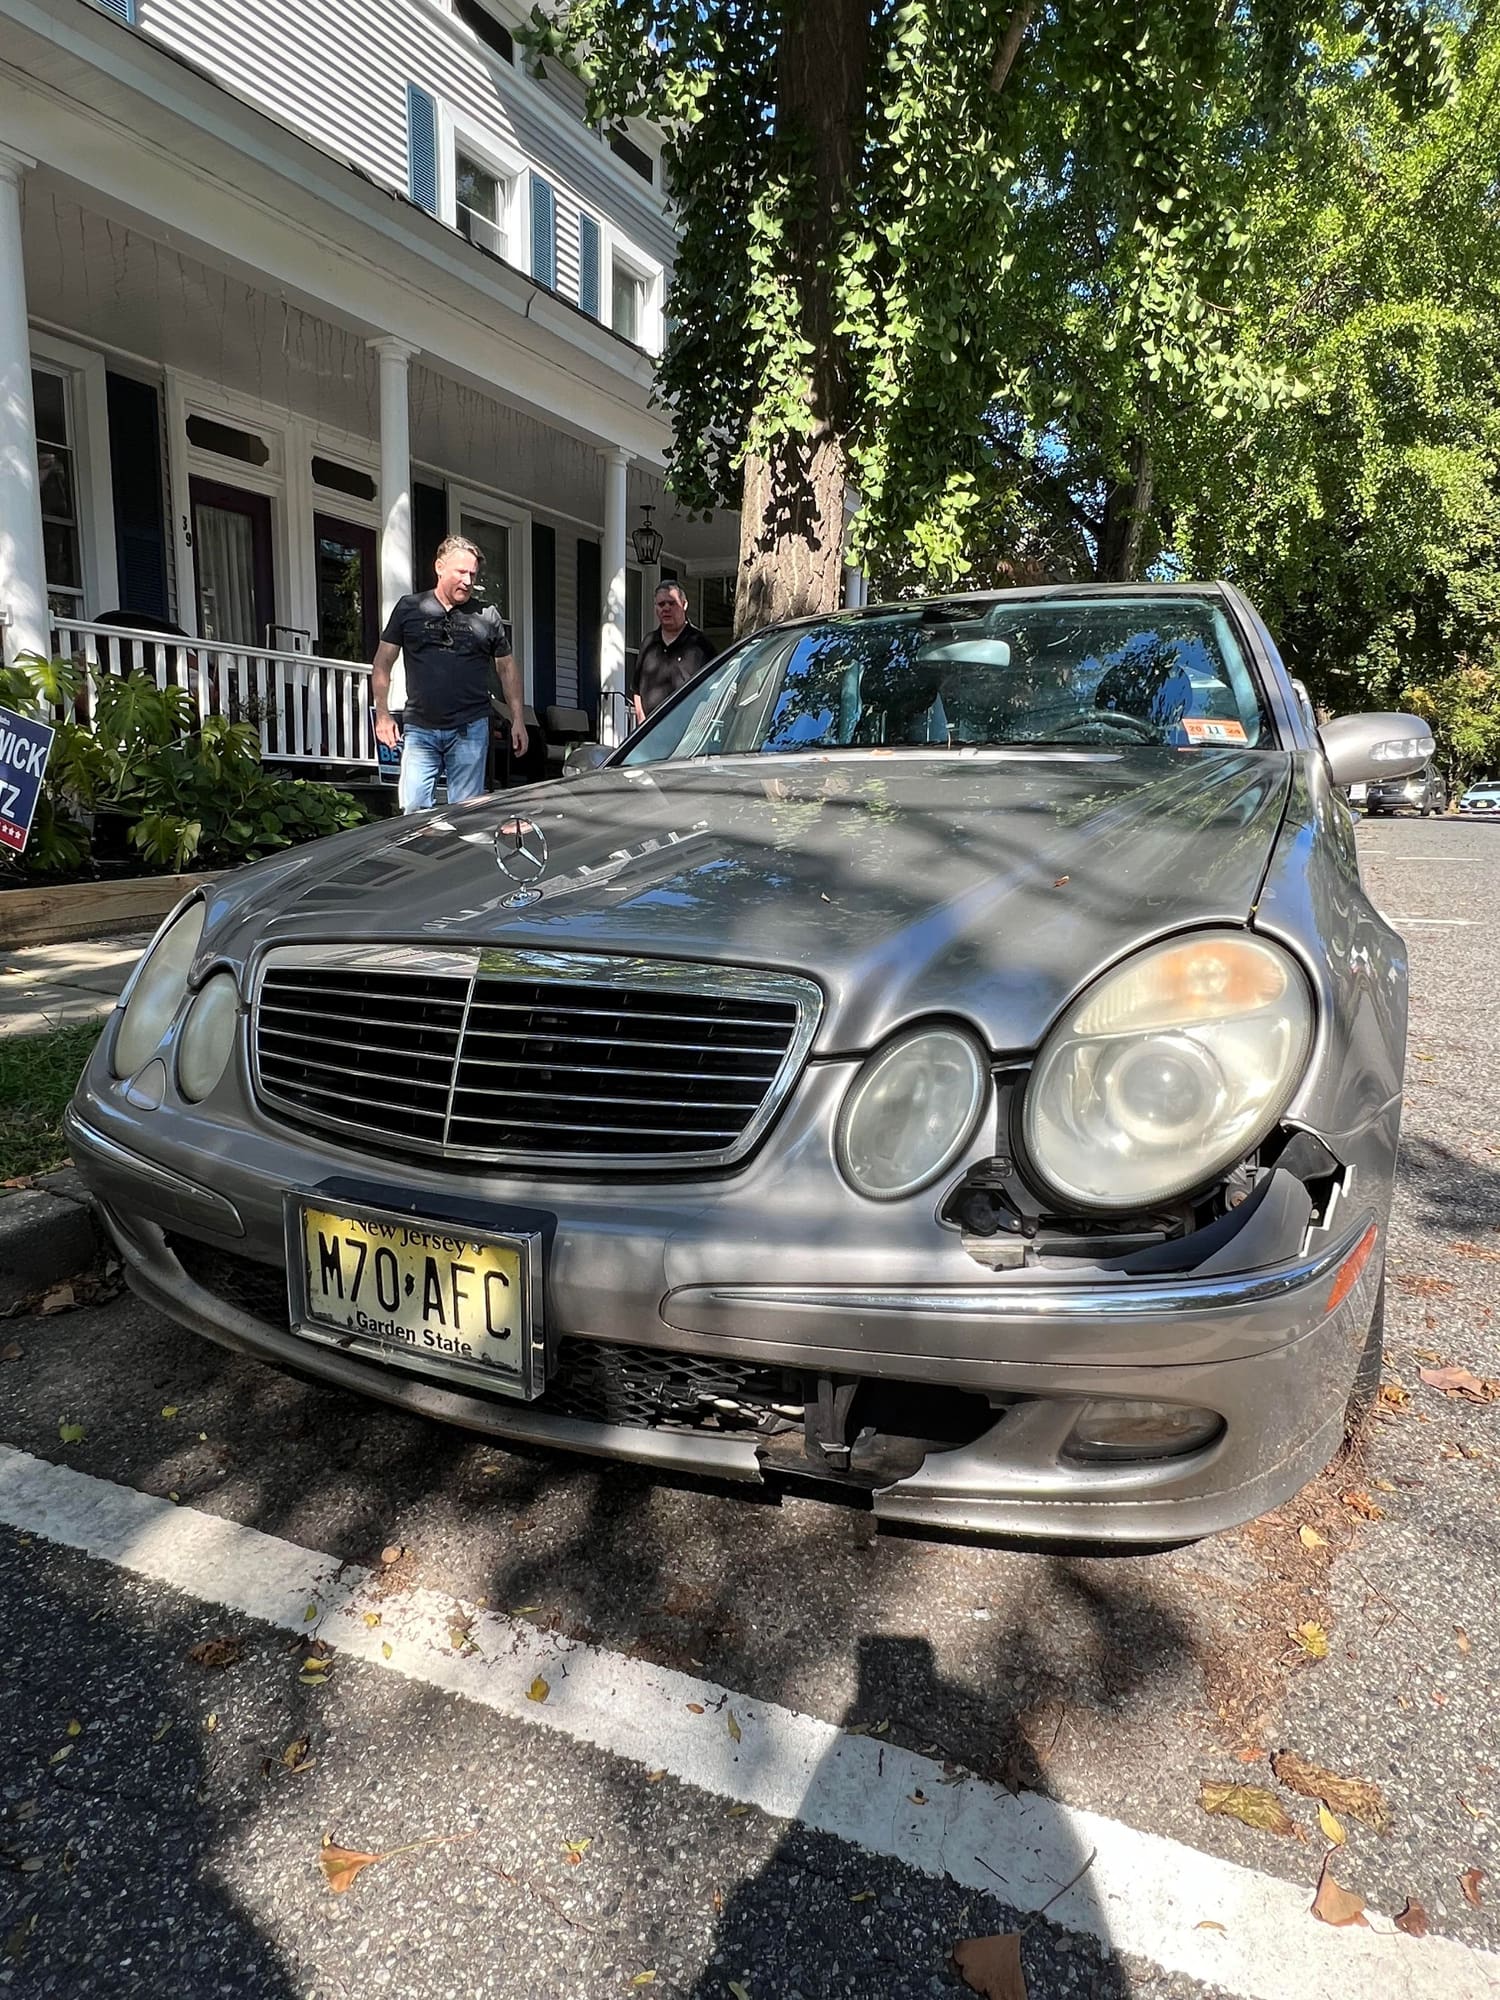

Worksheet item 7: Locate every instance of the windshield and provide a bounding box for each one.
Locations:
[622,597,1269,763]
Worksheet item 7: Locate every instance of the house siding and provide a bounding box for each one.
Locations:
[137,0,674,308]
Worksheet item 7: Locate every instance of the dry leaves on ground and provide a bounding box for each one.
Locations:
[527,1677,550,1704]
[1460,1867,1486,1909]
[1394,1899,1430,1937]
[187,1636,243,1671]
[951,1932,1029,1999]
[1199,1782,1297,1837]
[1419,1365,1500,1404]
[281,1736,314,1774]
[1340,1490,1385,1520]
[0,1341,22,1363]
[1376,1380,1412,1415]
[318,1828,473,1895]
[1293,1621,1330,1660]
[1311,1858,1368,1928]
[1271,1752,1390,1833]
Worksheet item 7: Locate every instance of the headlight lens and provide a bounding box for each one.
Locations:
[176,972,240,1102]
[837,1026,988,1200]
[111,903,205,1078]
[1023,931,1314,1209]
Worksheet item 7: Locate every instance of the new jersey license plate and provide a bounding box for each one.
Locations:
[287,1199,543,1399]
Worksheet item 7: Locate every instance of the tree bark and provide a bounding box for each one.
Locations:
[1095,436,1156,580]
[734,0,870,636]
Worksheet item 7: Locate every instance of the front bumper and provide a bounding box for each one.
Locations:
[66,1089,1386,1544]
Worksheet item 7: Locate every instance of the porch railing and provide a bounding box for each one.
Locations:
[49,618,379,772]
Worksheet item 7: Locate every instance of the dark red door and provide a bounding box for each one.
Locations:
[190,478,276,646]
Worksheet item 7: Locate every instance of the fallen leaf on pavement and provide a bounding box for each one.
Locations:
[1195,1921,1227,1933]
[1311,1858,1368,1927]
[527,1677,550,1704]
[302,1603,319,1624]
[1461,1867,1486,1908]
[1299,1525,1328,1548]
[380,1544,403,1565]
[1394,1899,1429,1937]
[319,1828,473,1895]
[1318,1804,1347,1846]
[1199,1782,1297,1837]
[1376,1381,1411,1414]
[727,1711,742,1744]
[381,1642,393,1660]
[57,1422,85,1445]
[188,1637,243,1670]
[40,1284,75,1315]
[645,1770,666,1783]
[728,1983,751,2000]
[1293,1622,1330,1660]
[281,1736,314,1774]
[562,1838,591,1865]
[1419,1365,1500,1403]
[319,1843,385,1894]
[0,1341,22,1363]
[1234,1745,1265,1765]
[1456,1627,1471,1654]
[951,1932,1028,1999]
[1271,1752,1390,1832]
[1340,1491,1385,1520]
[628,1974,656,1988]
[686,1702,705,1715]
[161,1405,179,1419]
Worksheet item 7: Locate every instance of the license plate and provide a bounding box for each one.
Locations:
[286,1198,543,1399]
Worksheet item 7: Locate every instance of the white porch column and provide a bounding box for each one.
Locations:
[0,146,51,666]
[600,447,630,746]
[369,337,420,625]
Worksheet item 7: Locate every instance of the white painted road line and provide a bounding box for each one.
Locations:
[2,1444,1497,2000]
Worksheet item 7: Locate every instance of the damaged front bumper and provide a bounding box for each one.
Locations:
[67,1098,1385,1545]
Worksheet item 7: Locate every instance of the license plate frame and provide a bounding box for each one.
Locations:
[284,1192,545,1400]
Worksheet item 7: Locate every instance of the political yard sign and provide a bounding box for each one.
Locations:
[0,705,56,856]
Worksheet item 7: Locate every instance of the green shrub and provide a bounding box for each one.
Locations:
[0,653,366,877]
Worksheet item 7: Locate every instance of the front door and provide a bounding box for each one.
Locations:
[190,478,275,647]
[313,514,378,661]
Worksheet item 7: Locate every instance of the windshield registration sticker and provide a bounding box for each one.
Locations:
[1181,717,1249,744]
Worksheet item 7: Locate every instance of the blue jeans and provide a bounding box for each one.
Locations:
[398,716,490,812]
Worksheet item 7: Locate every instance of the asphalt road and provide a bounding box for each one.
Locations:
[2,815,1498,2000]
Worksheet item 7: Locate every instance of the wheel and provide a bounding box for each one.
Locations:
[1345,1271,1386,1436]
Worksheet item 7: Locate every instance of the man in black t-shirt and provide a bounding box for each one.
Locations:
[372,536,528,811]
[631,581,716,724]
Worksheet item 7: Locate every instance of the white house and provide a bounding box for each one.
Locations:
[0,0,741,772]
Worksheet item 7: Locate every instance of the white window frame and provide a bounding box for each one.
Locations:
[29,332,118,621]
[603,231,664,354]
[166,369,296,647]
[448,482,532,699]
[439,106,529,269]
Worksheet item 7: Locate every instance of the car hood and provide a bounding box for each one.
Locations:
[213,749,1292,1053]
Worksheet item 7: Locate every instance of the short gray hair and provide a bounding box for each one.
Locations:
[435,535,482,568]
[654,579,687,603]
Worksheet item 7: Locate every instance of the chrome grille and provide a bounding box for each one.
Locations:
[253,946,820,1170]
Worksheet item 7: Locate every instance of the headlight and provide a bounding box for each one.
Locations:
[836,1026,988,1200]
[111,902,206,1077]
[176,972,240,1102]
[1023,931,1314,1210]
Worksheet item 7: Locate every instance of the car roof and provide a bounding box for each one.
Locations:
[762,581,1238,642]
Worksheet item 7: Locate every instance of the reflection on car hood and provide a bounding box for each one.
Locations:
[213,749,1292,1052]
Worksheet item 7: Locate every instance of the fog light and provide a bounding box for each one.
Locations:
[1065,1400,1223,1463]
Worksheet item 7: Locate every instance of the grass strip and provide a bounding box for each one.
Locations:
[0,1021,103,1181]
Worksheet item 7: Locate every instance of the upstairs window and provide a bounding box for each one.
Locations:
[456,151,509,258]
[611,256,646,344]
[453,0,513,64]
[608,131,654,186]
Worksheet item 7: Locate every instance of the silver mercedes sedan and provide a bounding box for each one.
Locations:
[68,585,1433,1542]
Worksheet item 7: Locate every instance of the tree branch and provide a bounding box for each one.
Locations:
[989,0,1036,94]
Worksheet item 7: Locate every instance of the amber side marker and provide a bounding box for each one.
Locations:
[1325,1222,1379,1313]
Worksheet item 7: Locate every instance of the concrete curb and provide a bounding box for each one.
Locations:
[0,1168,105,1314]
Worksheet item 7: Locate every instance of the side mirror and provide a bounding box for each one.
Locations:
[1319,713,1434,790]
[561,742,611,779]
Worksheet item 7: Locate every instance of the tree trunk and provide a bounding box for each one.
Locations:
[734,0,869,637]
[1095,435,1156,581]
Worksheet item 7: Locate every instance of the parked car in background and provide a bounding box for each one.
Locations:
[69,583,1433,1545]
[1365,761,1447,816]
[1457,779,1500,816]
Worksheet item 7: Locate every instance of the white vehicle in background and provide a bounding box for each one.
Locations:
[1457,779,1500,816]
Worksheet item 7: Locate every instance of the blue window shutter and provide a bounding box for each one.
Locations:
[406,84,439,214]
[577,214,601,317]
[531,177,557,289]
[92,0,135,21]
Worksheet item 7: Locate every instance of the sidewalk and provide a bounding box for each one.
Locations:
[0,933,149,1040]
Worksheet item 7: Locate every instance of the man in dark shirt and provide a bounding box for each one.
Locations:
[631,582,716,724]
[372,536,528,812]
